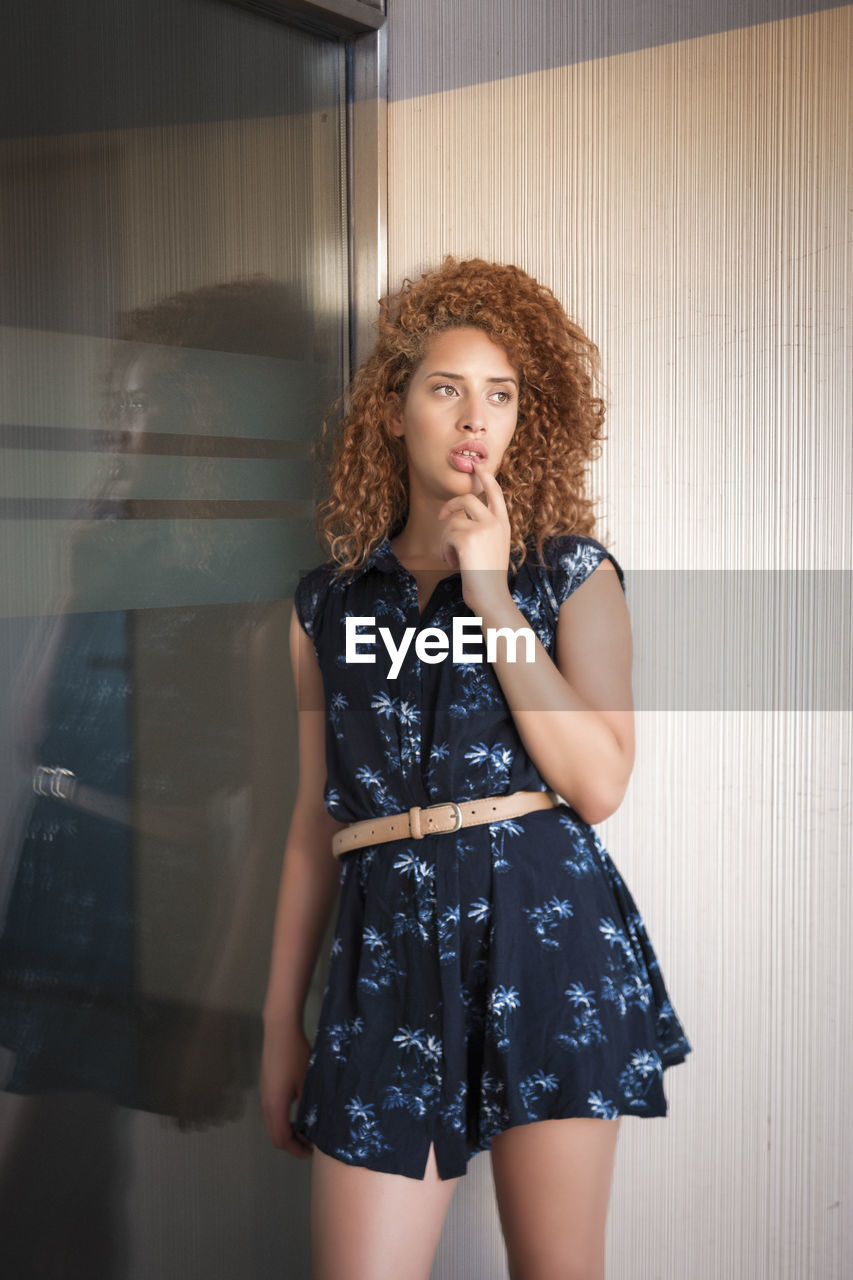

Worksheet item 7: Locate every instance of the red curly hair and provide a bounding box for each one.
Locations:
[314,256,609,579]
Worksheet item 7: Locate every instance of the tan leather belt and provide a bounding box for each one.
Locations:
[331,788,559,858]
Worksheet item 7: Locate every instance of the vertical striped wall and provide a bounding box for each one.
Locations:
[384,6,852,1278]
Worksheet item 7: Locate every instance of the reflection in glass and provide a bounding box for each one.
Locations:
[0,277,326,1117]
[0,4,346,1271]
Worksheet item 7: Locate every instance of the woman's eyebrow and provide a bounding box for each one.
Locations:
[425,370,519,387]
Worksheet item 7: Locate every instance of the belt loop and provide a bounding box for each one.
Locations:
[408,805,423,840]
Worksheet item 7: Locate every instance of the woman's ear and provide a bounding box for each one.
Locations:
[384,391,404,439]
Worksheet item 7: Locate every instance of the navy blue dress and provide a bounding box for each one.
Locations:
[291,531,691,1181]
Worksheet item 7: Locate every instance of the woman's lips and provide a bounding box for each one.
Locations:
[448,447,486,474]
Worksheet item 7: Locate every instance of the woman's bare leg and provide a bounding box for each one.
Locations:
[490,1117,621,1280]
[310,1141,458,1280]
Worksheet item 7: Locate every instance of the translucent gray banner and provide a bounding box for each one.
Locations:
[626,570,851,712]
[293,569,853,712]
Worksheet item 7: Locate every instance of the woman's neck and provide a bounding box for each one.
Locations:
[388,505,450,568]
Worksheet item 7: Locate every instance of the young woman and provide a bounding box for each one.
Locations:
[260,257,691,1279]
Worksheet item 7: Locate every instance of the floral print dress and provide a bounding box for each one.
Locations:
[290,530,691,1181]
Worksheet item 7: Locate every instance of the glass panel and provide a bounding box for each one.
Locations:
[0,2,345,1273]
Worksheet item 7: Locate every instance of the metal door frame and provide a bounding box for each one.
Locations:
[232,0,388,378]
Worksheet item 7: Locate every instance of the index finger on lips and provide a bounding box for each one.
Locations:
[471,462,507,509]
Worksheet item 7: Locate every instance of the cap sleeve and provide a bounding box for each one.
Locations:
[548,535,626,609]
[293,563,330,651]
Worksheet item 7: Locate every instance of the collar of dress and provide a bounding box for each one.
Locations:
[344,526,411,581]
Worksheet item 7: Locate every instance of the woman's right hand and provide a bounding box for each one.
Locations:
[259,1017,315,1157]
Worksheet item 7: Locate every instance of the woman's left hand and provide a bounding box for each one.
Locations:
[438,462,513,616]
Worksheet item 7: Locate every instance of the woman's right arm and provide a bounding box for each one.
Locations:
[259,604,347,1154]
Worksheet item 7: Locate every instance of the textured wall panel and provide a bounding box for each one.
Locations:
[386,7,852,1278]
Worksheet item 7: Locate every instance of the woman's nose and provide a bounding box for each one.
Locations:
[458,397,486,431]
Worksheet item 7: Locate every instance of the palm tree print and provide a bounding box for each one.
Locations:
[557,813,600,876]
[437,904,461,964]
[353,764,400,816]
[519,1070,559,1119]
[354,844,378,893]
[510,585,553,650]
[324,1016,365,1063]
[467,897,492,926]
[324,784,343,818]
[492,819,526,838]
[392,1025,427,1055]
[557,544,610,600]
[562,846,598,877]
[601,970,652,1018]
[489,816,524,873]
[336,1096,392,1161]
[618,1049,663,1108]
[460,982,487,1037]
[370,691,402,722]
[623,910,660,975]
[424,740,450,789]
[358,926,406,992]
[655,999,690,1058]
[371,691,422,734]
[599,917,636,964]
[329,690,349,740]
[380,721,421,772]
[511,584,547,626]
[397,701,420,729]
[383,1025,443,1118]
[374,595,410,626]
[523,896,574,949]
[392,850,435,886]
[599,915,652,1016]
[588,1091,619,1120]
[479,1070,511,1138]
[556,981,607,1052]
[448,661,504,719]
[368,692,414,771]
[464,742,514,790]
[565,982,596,1009]
[438,1081,468,1134]
[451,836,477,864]
[429,741,450,763]
[487,985,521,1052]
[391,850,437,945]
[392,909,430,945]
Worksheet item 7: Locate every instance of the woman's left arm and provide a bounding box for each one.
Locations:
[439,465,634,827]
[477,561,634,826]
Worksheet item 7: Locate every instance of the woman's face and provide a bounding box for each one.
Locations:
[385,326,519,505]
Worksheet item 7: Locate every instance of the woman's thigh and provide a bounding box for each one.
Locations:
[310,1141,459,1280]
[489,1117,622,1280]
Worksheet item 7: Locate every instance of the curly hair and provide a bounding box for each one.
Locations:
[314,255,609,579]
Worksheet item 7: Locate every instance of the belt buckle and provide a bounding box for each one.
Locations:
[425,799,463,834]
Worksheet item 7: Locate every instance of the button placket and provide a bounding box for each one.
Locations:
[393,571,424,793]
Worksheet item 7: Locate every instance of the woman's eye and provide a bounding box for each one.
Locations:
[492,390,512,404]
[433,384,457,397]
